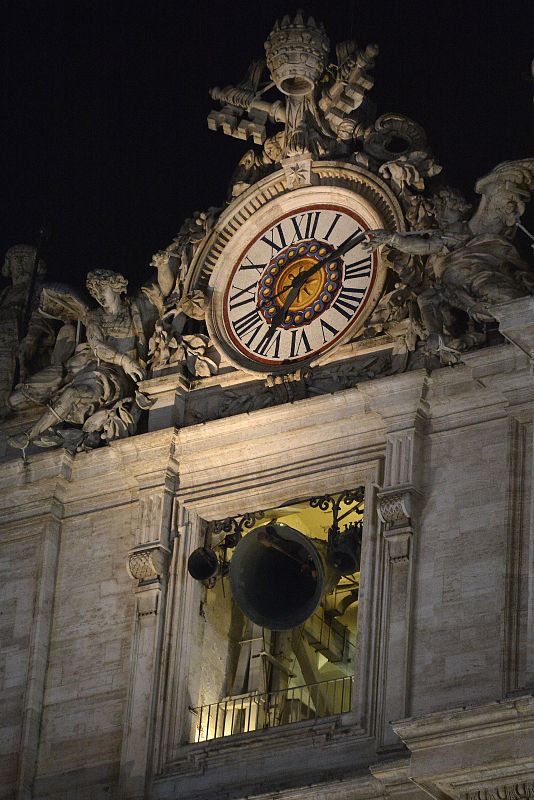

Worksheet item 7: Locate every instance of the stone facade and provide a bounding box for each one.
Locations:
[2,11,534,800]
[2,320,534,799]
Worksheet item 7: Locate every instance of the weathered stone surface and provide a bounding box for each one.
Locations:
[2,9,534,800]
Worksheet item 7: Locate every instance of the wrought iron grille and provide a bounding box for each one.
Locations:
[190,674,353,742]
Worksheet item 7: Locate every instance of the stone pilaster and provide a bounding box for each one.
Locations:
[118,483,175,800]
[366,376,428,750]
[14,450,74,800]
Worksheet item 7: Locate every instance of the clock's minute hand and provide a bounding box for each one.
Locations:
[269,229,369,332]
[292,230,369,290]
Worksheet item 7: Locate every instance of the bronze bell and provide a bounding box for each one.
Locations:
[229,523,336,630]
[187,546,219,581]
[326,523,361,576]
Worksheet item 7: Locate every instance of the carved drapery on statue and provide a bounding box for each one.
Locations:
[2,12,534,450]
[364,160,534,358]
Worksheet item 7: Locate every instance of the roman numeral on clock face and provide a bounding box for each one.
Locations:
[345,256,371,281]
[229,281,257,311]
[260,223,287,254]
[233,308,263,338]
[320,319,339,343]
[290,212,321,242]
[289,329,312,357]
[255,329,281,358]
[332,286,366,320]
[239,256,267,274]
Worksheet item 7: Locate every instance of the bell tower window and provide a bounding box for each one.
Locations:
[187,490,364,742]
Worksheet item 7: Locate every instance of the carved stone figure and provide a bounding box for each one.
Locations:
[145,210,219,377]
[0,245,53,415]
[366,160,534,349]
[8,258,174,450]
[208,12,380,190]
[165,208,219,304]
[148,309,218,378]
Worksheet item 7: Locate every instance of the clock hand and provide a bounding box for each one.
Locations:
[269,279,303,330]
[269,282,295,302]
[268,230,369,331]
[292,230,368,290]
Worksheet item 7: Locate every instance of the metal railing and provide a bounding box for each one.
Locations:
[305,608,355,663]
[190,674,353,742]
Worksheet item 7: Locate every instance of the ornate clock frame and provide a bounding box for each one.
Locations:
[187,162,404,376]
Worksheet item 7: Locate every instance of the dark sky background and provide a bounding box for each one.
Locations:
[2,0,534,291]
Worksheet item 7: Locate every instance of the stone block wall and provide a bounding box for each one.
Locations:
[0,534,38,797]
[33,506,134,798]
[411,416,508,714]
[1,343,533,799]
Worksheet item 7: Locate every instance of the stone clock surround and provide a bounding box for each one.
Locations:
[194,161,404,375]
[2,326,534,799]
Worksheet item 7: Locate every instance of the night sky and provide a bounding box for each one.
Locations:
[3,0,534,291]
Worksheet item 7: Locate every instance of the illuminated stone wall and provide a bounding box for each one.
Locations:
[1,339,534,800]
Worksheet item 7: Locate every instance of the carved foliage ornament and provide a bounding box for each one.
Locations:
[463,782,534,800]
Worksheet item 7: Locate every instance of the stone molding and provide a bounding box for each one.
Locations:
[393,694,534,748]
[463,783,534,800]
[370,758,430,800]
[491,297,534,362]
[393,697,534,800]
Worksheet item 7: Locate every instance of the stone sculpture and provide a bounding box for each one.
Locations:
[0,244,52,415]
[2,13,533,450]
[365,160,534,353]
[7,259,174,451]
[208,14,443,198]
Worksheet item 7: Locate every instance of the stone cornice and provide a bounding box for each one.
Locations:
[1,338,533,518]
[393,696,534,751]
[160,721,383,800]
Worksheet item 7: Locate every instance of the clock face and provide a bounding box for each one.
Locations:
[222,204,378,367]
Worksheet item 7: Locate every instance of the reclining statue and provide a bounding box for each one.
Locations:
[8,257,175,451]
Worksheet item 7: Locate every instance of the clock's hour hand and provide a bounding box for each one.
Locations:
[269,279,302,330]
[268,230,369,332]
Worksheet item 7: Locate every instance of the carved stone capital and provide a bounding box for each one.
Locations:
[377,487,419,564]
[127,543,171,583]
[377,489,412,526]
